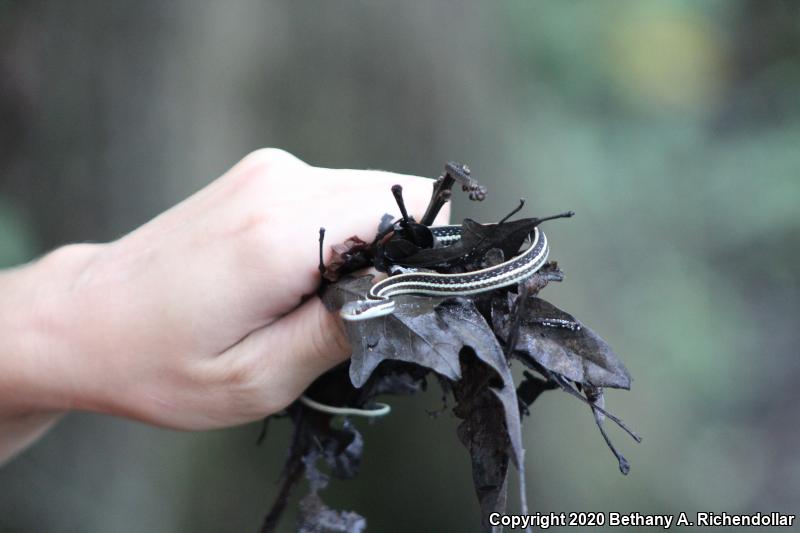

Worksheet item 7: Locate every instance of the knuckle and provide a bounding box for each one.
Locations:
[241,147,300,176]
[227,148,305,200]
[220,356,254,388]
[215,357,272,418]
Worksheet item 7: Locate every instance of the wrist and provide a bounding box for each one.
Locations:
[0,243,102,415]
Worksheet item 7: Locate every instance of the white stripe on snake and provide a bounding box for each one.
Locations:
[340,225,548,321]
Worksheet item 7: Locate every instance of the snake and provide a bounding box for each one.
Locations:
[339,224,549,321]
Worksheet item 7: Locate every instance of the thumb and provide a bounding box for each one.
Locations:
[219,296,351,418]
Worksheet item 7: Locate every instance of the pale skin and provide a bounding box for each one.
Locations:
[0,148,449,464]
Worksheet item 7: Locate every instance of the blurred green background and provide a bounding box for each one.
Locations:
[1,1,798,531]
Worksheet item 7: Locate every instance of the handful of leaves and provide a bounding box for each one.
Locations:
[260,163,639,533]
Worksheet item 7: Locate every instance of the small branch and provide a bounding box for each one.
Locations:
[420,162,486,226]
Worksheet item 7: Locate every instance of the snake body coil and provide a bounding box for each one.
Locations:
[340,225,548,321]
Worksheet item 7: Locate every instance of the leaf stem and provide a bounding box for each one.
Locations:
[318,227,326,276]
[391,184,412,226]
[546,372,642,443]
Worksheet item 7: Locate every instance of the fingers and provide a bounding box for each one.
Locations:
[262,159,452,297]
[301,167,451,262]
[307,167,443,243]
[211,296,350,422]
[195,151,456,423]
[261,296,351,394]
[323,167,449,222]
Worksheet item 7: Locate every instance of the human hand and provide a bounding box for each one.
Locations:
[0,149,448,438]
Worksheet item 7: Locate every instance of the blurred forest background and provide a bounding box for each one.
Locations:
[1,1,798,532]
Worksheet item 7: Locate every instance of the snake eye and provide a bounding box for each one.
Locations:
[339,301,364,317]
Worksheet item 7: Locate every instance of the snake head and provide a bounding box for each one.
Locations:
[340,299,396,321]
